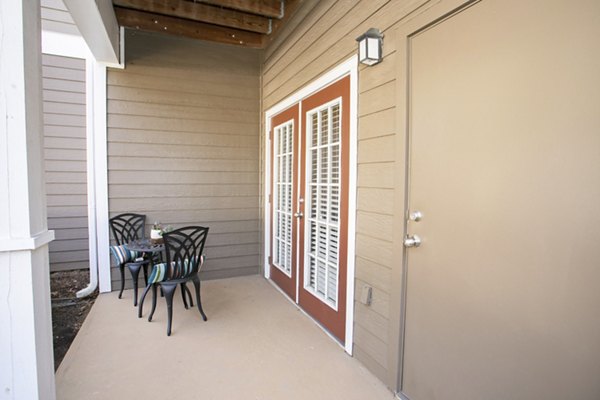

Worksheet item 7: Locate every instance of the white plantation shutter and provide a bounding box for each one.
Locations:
[305,101,341,308]
[273,120,294,275]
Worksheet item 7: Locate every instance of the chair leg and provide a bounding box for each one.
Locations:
[161,283,177,336]
[138,284,152,318]
[192,276,207,321]
[118,264,125,299]
[181,283,195,308]
[181,283,189,309]
[127,264,142,306]
[142,263,149,286]
[187,284,194,307]
[149,283,158,322]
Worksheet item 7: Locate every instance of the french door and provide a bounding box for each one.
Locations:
[269,104,299,301]
[269,76,350,344]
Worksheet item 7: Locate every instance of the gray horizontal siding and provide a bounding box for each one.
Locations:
[41,0,81,36]
[42,53,89,272]
[107,30,261,289]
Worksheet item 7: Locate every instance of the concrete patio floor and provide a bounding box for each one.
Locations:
[55,275,394,399]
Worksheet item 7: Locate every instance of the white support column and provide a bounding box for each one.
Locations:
[0,1,56,399]
[76,58,112,296]
[91,62,112,293]
[40,33,114,295]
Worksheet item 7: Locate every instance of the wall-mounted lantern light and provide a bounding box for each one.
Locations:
[356,28,383,66]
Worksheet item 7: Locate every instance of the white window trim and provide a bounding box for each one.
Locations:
[303,97,344,312]
[264,56,358,355]
[272,119,295,278]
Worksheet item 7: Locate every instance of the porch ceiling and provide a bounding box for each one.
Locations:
[56,275,393,399]
[112,0,305,48]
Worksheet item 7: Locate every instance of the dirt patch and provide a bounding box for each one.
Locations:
[50,269,97,370]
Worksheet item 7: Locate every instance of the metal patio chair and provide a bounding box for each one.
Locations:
[109,213,151,306]
[138,226,209,336]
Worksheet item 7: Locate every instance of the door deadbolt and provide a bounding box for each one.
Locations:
[409,211,423,222]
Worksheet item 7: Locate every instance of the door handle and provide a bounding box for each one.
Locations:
[294,212,304,219]
[404,235,421,248]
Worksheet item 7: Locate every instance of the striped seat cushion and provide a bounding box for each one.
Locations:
[148,255,205,284]
[109,245,141,265]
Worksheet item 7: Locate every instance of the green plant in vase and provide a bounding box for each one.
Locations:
[151,221,163,240]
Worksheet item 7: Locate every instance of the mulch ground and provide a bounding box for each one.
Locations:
[50,269,98,370]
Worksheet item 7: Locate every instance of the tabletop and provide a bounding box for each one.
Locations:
[124,238,164,253]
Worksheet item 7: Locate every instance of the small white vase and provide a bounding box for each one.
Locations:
[150,229,162,239]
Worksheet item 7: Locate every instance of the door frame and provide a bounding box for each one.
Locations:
[391,0,483,397]
[264,56,358,355]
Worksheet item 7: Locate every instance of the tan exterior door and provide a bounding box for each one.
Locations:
[400,1,600,399]
[269,76,350,344]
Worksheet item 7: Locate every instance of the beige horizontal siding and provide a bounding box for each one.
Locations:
[358,135,395,164]
[109,183,259,198]
[42,54,89,273]
[262,0,433,387]
[358,108,395,140]
[357,188,394,214]
[108,72,259,100]
[355,257,393,295]
[356,211,394,241]
[108,115,256,135]
[359,81,396,117]
[108,30,261,289]
[108,126,259,143]
[108,85,258,112]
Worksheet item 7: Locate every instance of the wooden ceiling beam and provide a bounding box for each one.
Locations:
[114,7,264,48]
[193,0,282,19]
[113,0,271,34]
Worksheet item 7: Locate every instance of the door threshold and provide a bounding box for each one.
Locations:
[395,391,410,400]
